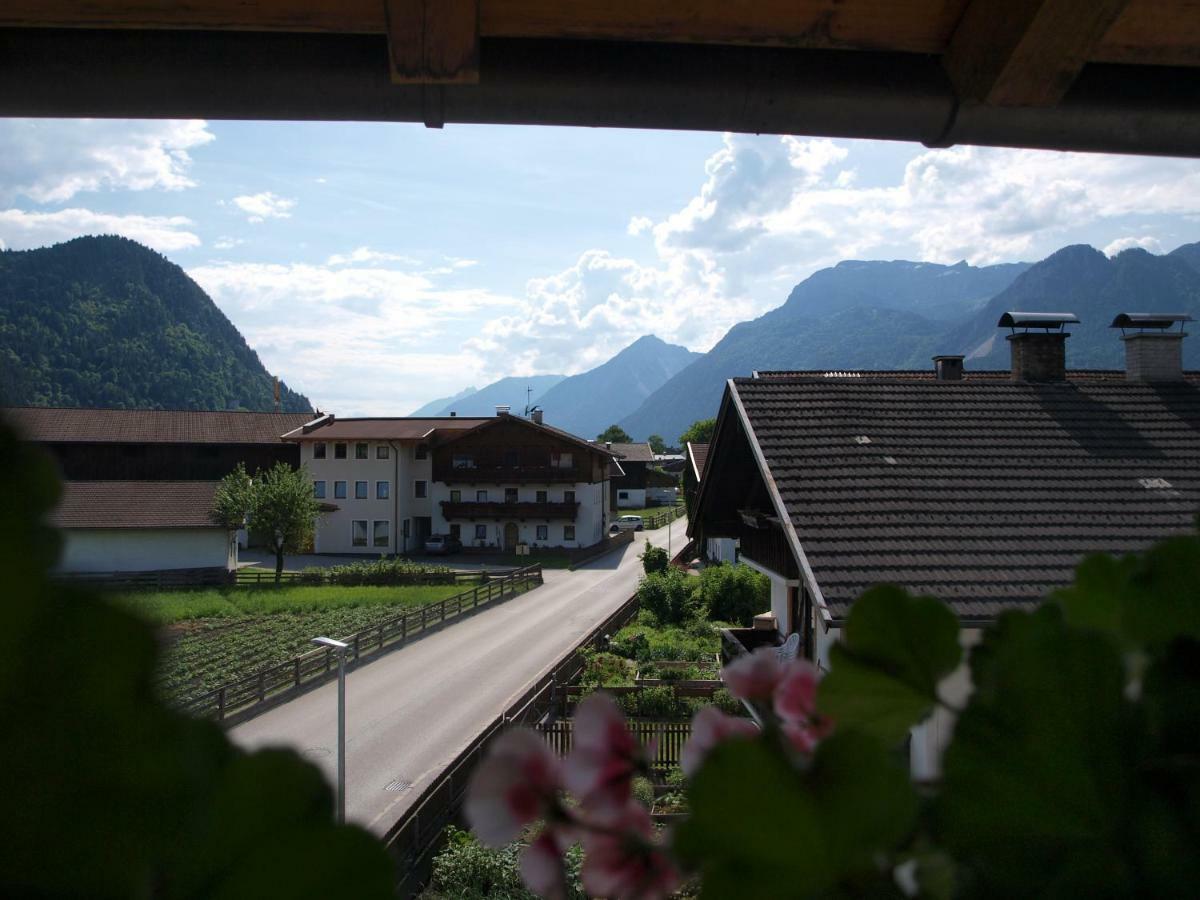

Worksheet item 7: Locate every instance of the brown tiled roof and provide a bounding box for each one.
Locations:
[687,442,710,479]
[5,406,312,444]
[600,442,655,462]
[50,481,223,529]
[752,369,1200,383]
[280,416,489,441]
[731,376,1200,622]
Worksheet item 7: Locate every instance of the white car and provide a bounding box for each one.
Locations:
[609,515,644,533]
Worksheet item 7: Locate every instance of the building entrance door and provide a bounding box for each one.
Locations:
[503,522,519,551]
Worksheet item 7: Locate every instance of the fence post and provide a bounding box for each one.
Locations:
[218,686,226,721]
[258,671,266,702]
[294,657,301,687]
[354,634,361,664]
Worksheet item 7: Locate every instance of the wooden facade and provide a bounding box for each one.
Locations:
[41,440,299,481]
[432,416,611,485]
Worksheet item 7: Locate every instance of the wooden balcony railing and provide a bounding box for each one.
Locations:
[439,500,579,520]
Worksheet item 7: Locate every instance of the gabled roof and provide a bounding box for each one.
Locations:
[50,481,223,529]
[710,375,1200,623]
[751,369,1200,383]
[5,406,312,444]
[280,416,488,441]
[434,414,617,458]
[686,442,710,481]
[597,442,655,463]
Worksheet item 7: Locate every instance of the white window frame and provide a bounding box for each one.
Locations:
[351,519,368,547]
[376,481,389,500]
[376,444,389,459]
[334,480,347,499]
[313,480,326,499]
[354,480,368,499]
[372,520,390,548]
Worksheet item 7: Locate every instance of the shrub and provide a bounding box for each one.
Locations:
[637,568,700,626]
[579,649,636,688]
[709,687,743,717]
[640,541,669,575]
[316,558,455,587]
[609,621,718,663]
[617,685,693,718]
[698,563,769,626]
[428,827,585,900]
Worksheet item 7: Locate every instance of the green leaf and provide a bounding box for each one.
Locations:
[817,585,962,745]
[1053,536,1200,649]
[937,606,1141,896]
[673,732,916,898]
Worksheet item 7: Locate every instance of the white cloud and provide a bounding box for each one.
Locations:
[326,246,419,267]
[232,191,295,223]
[0,207,200,252]
[188,258,516,415]
[0,119,214,204]
[213,235,244,250]
[1103,235,1164,256]
[469,134,1200,376]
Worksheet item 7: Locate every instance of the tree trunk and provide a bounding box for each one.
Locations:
[275,544,284,584]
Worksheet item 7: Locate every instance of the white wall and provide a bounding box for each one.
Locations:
[737,555,791,630]
[57,528,233,573]
[705,537,738,563]
[616,487,646,508]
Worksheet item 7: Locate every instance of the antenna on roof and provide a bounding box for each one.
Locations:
[524,385,534,416]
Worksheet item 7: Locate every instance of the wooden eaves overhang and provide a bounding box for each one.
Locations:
[2,1,1200,156]
[692,379,836,627]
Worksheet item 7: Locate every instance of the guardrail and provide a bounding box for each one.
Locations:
[179,565,543,725]
[387,589,643,897]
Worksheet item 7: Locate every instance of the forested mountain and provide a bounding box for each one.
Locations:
[619,243,1200,441]
[0,236,311,412]
[532,335,700,437]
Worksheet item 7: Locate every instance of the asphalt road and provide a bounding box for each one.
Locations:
[230,517,688,835]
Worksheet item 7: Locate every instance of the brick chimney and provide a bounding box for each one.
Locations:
[998,312,1079,382]
[932,355,964,381]
[531,408,544,425]
[1111,313,1192,381]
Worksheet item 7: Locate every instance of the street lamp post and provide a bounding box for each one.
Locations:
[312,636,349,824]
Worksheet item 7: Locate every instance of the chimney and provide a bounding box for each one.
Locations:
[531,409,544,425]
[496,405,511,416]
[450,411,456,417]
[1111,313,1192,381]
[932,355,964,381]
[998,312,1079,382]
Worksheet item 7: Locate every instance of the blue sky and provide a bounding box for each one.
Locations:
[2,118,1199,414]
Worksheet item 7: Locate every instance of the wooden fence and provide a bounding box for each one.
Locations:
[536,719,693,773]
[387,590,644,898]
[232,568,493,587]
[179,565,543,724]
[53,566,229,591]
[643,504,686,531]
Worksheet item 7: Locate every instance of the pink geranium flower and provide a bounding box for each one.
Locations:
[581,802,681,900]
[680,706,759,777]
[720,646,782,700]
[465,727,562,847]
[772,659,820,723]
[520,829,570,900]
[564,693,651,810]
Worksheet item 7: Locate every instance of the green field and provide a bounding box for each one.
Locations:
[119,582,477,703]
[618,505,680,519]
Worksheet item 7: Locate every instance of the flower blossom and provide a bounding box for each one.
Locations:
[720,646,782,700]
[464,727,562,847]
[520,829,571,900]
[565,692,653,810]
[680,706,759,777]
[581,802,681,900]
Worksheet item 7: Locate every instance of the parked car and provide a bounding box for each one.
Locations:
[609,515,644,533]
[424,534,463,555]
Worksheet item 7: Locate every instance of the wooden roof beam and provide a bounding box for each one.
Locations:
[943,0,1131,107]
[384,0,479,84]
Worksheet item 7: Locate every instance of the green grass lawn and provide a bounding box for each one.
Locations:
[118,582,481,703]
[618,505,680,519]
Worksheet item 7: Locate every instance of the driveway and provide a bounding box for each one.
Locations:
[230,516,687,835]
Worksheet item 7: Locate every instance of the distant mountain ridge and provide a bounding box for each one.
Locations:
[424,374,566,417]
[0,235,311,412]
[618,242,1200,440]
[409,386,477,417]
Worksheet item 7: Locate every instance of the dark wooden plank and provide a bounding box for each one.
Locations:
[384,0,479,84]
[943,0,1131,106]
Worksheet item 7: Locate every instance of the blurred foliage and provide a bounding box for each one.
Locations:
[0,421,392,898]
[0,235,311,411]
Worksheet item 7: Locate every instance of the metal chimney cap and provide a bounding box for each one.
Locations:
[998,311,1080,329]
[1110,312,1193,330]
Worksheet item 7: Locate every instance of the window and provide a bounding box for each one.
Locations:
[450,489,461,503]
[476,489,488,502]
[355,480,368,499]
[564,490,575,503]
[377,481,389,500]
[536,525,548,541]
[313,442,327,459]
[536,490,548,503]
[505,487,518,503]
[449,523,461,539]
[373,520,390,548]
[416,443,428,460]
[618,491,629,500]
[403,519,410,538]
[352,520,368,547]
[313,480,326,499]
[503,449,520,468]
[377,444,389,459]
[355,442,369,460]
[550,451,574,469]
[564,525,576,541]
[334,480,347,499]
[334,442,347,459]
[452,453,474,469]
[415,480,427,499]
[475,524,487,540]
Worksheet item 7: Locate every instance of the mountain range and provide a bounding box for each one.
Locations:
[0,236,311,412]
[617,242,1200,440]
